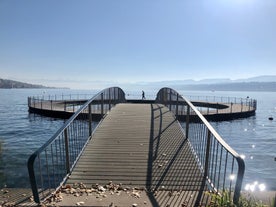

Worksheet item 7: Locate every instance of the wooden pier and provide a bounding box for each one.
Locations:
[24,88,252,206]
[59,103,210,206]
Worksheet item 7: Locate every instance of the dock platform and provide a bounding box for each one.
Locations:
[58,103,210,206]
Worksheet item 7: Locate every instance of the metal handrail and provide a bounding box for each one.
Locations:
[156,87,245,204]
[27,87,125,203]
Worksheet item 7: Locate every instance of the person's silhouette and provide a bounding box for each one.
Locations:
[142,90,145,100]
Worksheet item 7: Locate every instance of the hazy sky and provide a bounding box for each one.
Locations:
[1,0,276,89]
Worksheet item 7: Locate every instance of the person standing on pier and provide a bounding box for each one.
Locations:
[142,90,145,100]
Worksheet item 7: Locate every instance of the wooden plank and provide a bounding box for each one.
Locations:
[62,103,210,205]
[67,104,205,190]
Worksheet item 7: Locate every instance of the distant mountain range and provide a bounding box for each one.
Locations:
[0,78,52,89]
[134,75,276,92]
[174,82,276,92]
[138,75,276,85]
[1,75,276,91]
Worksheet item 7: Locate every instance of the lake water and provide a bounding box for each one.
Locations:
[0,89,275,191]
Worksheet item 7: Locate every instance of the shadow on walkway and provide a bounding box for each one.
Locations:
[146,104,210,207]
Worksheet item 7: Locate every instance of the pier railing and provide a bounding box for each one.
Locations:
[188,95,257,115]
[27,87,125,203]
[156,88,245,204]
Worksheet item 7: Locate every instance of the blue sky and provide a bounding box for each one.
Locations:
[1,0,276,89]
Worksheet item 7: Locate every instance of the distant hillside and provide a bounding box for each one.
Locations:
[134,75,276,92]
[0,78,52,89]
[174,82,276,92]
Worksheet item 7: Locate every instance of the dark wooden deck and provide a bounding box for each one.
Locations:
[61,103,210,206]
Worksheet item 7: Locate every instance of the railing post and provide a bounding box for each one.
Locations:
[28,154,40,203]
[233,158,245,204]
[101,93,104,118]
[176,93,179,117]
[163,89,166,106]
[113,88,116,105]
[109,88,111,110]
[169,89,172,111]
[204,130,211,178]
[51,100,53,111]
[186,105,190,138]
[241,101,243,112]
[117,88,120,103]
[64,128,70,174]
[64,101,66,112]
[89,103,92,137]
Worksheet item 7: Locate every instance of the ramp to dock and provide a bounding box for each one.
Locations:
[61,103,209,206]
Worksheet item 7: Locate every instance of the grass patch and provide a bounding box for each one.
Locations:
[206,191,275,207]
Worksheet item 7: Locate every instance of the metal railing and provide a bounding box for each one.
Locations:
[28,97,87,113]
[156,88,245,204]
[30,93,96,101]
[187,95,257,115]
[27,87,125,203]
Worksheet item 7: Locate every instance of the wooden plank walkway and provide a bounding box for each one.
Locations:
[60,103,210,206]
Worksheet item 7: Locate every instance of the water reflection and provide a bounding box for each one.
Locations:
[244,181,266,192]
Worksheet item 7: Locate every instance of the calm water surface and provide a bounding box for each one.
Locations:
[0,89,275,191]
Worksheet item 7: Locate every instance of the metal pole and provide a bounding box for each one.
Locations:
[233,158,245,204]
[169,89,172,111]
[89,103,92,136]
[64,128,70,174]
[186,105,190,139]
[27,154,40,203]
[117,88,120,102]
[109,88,111,110]
[241,101,243,112]
[113,87,116,105]
[176,93,179,117]
[101,93,104,118]
[204,130,211,178]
